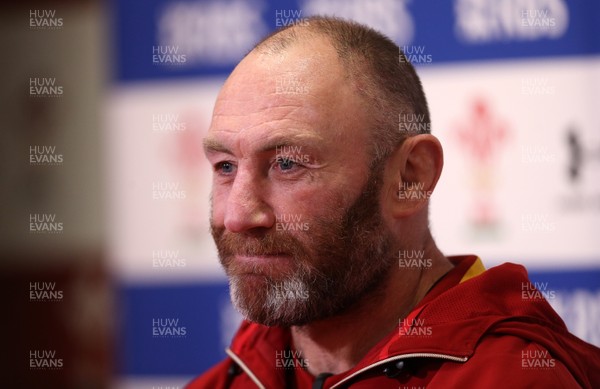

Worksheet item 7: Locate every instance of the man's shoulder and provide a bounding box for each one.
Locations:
[434,334,582,388]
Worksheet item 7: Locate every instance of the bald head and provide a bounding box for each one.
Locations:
[246,16,432,164]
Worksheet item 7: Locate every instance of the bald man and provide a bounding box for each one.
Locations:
[188,16,600,389]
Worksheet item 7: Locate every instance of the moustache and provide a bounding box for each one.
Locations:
[211,224,308,258]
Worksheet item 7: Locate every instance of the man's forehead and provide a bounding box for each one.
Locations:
[206,99,325,154]
[203,128,325,154]
[210,49,341,124]
[217,36,345,103]
[212,89,317,120]
[206,35,368,155]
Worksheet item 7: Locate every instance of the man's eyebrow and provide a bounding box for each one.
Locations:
[203,133,325,154]
[203,137,231,154]
[256,134,324,153]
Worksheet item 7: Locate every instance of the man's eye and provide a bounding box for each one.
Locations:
[216,161,235,174]
[276,157,297,171]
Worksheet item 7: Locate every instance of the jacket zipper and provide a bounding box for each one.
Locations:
[225,348,468,389]
[225,348,266,389]
[329,353,468,388]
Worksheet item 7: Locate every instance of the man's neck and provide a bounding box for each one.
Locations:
[290,244,453,376]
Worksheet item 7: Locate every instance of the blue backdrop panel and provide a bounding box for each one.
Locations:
[112,0,600,82]
[117,282,230,376]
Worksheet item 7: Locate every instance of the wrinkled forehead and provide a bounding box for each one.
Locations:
[217,40,342,106]
[208,38,365,145]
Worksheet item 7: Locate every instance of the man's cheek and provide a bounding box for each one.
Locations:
[210,190,229,225]
[271,186,324,213]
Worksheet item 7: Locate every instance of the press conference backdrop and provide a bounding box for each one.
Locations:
[107,0,600,387]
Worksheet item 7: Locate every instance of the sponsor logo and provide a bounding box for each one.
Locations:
[558,127,600,212]
[455,0,569,42]
[548,289,600,346]
[157,0,267,65]
[301,0,414,45]
[454,97,510,236]
[520,9,557,28]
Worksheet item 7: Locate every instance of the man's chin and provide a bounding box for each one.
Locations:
[229,275,315,327]
[233,304,307,328]
[240,310,317,328]
[242,313,308,328]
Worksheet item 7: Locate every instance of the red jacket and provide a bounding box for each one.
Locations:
[187,256,600,388]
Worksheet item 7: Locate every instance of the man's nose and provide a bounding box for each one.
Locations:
[223,170,274,233]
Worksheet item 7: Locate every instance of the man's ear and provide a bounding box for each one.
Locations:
[384,134,444,218]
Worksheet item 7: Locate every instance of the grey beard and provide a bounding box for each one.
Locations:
[229,273,312,327]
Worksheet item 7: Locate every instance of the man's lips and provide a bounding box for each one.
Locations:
[233,253,292,263]
[227,254,295,275]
